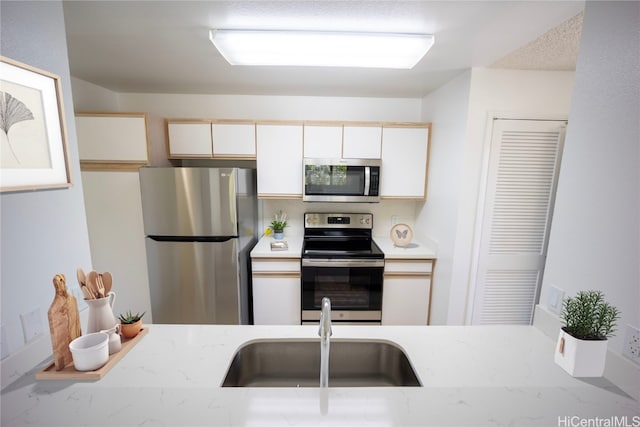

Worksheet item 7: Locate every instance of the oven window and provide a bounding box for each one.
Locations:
[302,266,382,311]
[304,165,365,196]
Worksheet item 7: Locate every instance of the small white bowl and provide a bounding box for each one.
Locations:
[69,332,109,371]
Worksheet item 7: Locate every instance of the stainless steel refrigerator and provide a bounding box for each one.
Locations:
[139,167,258,324]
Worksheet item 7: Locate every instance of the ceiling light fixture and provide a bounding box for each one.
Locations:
[209,29,434,69]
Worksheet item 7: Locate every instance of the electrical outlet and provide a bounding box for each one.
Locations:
[622,324,640,365]
[547,285,565,315]
[20,308,44,343]
[1,324,9,360]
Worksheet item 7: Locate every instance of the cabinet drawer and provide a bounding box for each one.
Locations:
[252,258,300,273]
[384,259,433,274]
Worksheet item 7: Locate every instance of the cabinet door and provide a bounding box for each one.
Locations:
[252,275,301,324]
[380,126,429,199]
[76,114,148,162]
[303,125,342,158]
[343,125,382,159]
[382,275,431,325]
[256,124,303,198]
[167,122,212,157]
[212,122,256,158]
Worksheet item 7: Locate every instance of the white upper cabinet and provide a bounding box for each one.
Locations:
[167,121,212,157]
[303,123,382,159]
[76,113,149,163]
[303,125,342,158]
[380,125,430,199]
[212,121,256,159]
[343,125,382,159]
[256,123,303,198]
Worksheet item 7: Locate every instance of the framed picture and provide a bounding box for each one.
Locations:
[1,56,71,192]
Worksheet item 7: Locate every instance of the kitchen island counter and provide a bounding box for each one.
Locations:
[2,324,638,426]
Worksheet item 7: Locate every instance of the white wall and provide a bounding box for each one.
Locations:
[420,68,575,325]
[71,77,120,112]
[418,71,472,325]
[540,1,640,355]
[117,93,422,122]
[0,1,93,388]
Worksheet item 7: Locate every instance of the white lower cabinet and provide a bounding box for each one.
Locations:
[252,257,301,325]
[382,259,434,325]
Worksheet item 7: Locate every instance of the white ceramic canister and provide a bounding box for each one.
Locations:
[100,324,122,354]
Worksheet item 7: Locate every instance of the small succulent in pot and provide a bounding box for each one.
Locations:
[118,310,145,339]
[268,210,288,233]
[266,210,288,239]
[560,290,619,340]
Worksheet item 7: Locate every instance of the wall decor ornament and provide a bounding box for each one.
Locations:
[1,56,71,192]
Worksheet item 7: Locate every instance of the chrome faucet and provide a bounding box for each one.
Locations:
[319,297,332,388]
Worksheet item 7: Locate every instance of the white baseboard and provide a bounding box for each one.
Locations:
[534,304,640,401]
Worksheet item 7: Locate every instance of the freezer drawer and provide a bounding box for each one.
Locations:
[145,238,243,324]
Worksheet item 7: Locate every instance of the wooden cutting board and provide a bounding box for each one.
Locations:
[47,274,82,371]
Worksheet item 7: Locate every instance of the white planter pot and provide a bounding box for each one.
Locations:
[554,328,608,377]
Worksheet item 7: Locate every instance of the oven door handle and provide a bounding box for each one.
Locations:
[301,258,384,268]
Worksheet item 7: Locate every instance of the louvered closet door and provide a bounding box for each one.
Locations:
[471,119,566,325]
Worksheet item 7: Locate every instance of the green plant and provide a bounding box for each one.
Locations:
[118,310,145,324]
[268,210,288,232]
[560,290,620,340]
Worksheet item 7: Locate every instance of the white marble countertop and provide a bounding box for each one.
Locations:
[251,234,304,258]
[373,236,437,259]
[2,325,638,426]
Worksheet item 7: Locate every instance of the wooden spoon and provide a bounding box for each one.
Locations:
[80,284,93,300]
[101,272,113,294]
[76,267,86,287]
[86,270,103,299]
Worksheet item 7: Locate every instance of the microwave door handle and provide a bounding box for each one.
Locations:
[364,166,371,196]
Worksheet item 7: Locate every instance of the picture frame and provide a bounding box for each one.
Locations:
[1,56,71,192]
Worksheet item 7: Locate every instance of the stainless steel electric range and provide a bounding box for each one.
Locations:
[301,213,384,324]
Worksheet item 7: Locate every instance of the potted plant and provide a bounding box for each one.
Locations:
[267,210,288,240]
[118,310,145,339]
[555,290,620,377]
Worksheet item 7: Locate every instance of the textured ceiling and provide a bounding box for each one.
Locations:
[491,12,583,70]
[62,1,585,98]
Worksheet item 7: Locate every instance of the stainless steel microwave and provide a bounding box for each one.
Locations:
[303,158,381,203]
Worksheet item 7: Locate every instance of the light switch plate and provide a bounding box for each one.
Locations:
[547,285,564,315]
[20,308,44,343]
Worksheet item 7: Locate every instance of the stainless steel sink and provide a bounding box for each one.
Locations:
[221,339,422,387]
